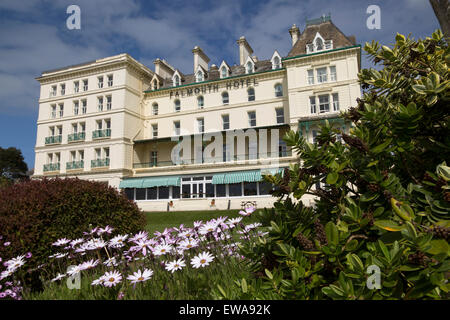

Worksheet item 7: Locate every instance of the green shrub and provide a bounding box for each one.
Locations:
[0,178,146,289]
[221,30,449,300]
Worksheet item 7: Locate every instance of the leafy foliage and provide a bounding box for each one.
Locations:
[220,30,450,300]
[0,147,28,179]
[0,178,146,290]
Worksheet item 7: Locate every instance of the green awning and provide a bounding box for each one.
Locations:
[119,178,144,188]
[141,176,181,188]
[224,170,261,184]
[212,173,225,184]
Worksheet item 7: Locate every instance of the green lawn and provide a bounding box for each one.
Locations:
[144,209,261,234]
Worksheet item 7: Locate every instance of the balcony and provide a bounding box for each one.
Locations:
[68,132,86,143]
[45,135,62,145]
[133,151,293,169]
[92,129,111,139]
[43,163,60,172]
[91,158,110,168]
[66,160,84,170]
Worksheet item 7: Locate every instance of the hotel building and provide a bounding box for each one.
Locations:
[33,16,361,211]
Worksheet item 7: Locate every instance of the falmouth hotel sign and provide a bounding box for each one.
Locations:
[169,77,258,99]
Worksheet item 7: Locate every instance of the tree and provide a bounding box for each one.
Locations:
[430,0,450,40]
[228,30,449,300]
[0,147,29,180]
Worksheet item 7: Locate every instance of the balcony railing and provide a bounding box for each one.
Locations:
[45,135,62,145]
[92,129,111,139]
[133,151,293,169]
[43,163,60,172]
[66,160,84,170]
[91,158,110,168]
[68,132,85,143]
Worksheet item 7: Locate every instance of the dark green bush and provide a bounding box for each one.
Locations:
[0,178,146,288]
[218,30,449,300]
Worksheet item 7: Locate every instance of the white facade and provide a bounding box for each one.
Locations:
[33,17,361,212]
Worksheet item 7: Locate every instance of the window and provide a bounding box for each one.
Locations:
[229,183,242,197]
[279,139,287,157]
[310,96,317,114]
[244,182,257,196]
[332,93,340,111]
[216,184,226,197]
[222,114,230,130]
[81,99,87,114]
[307,69,314,85]
[246,61,254,74]
[223,144,230,162]
[152,103,158,115]
[107,74,113,87]
[319,95,330,113]
[95,148,101,160]
[197,118,204,133]
[247,87,255,101]
[80,122,85,133]
[259,181,273,195]
[97,97,103,112]
[174,99,180,112]
[105,119,111,130]
[330,66,337,81]
[151,151,157,165]
[60,84,65,95]
[273,56,281,69]
[73,101,79,115]
[222,92,229,105]
[196,71,203,82]
[316,38,324,50]
[275,83,283,97]
[83,79,88,91]
[152,79,158,91]
[172,186,181,199]
[221,66,228,78]
[248,111,256,127]
[159,187,169,199]
[104,147,110,159]
[276,108,284,124]
[106,96,112,110]
[317,67,328,83]
[173,75,180,87]
[197,96,204,108]
[174,121,180,136]
[74,81,79,93]
[136,188,147,201]
[96,120,103,130]
[98,76,104,88]
[50,85,57,97]
[59,103,64,117]
[72,123,78,134]
[152,124,158,138]
[51,105,57,118]
[325,40,333,50]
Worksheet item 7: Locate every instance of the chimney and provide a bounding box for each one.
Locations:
[192,46,210,73]
[289,24,301,47]
[236,36,254,65]
[153,58,175,79]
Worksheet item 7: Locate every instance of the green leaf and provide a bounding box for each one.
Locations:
[374,220,406,232]
[265,269,273,280]
[378,240,390,261]
[326,172,339,185]
[371,138,392,154]
[241,278,248,293]
[325,221,339,246]
[426,240,449,255]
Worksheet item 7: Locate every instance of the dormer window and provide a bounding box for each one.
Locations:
[196,70,204,82]
[271,51,282,70]
[174,75,180,86]
[306,32,333,53]
[219,61,230,79]
[221,67,228,78]
[152,80,158,91]
[246,61,254,74]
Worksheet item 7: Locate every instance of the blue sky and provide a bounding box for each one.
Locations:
[0,0,440,170]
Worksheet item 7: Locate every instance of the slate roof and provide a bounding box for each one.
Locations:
[287,19,355,57]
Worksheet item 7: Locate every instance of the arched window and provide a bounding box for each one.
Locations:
[197,96,204,108]
[222,92,229,105]
[275,83,283,97]
[174,99,180,112]
[196,71,204,82]
[273,56,281,69]
[246,61,254,74]
[152,102,158,115]
[221,67,228,78]
[152,80,158,91]
[315,38,323,51]
[248,87,255,101]
[174,75,180,87]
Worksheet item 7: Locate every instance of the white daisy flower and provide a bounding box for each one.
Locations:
[97,225,114,235]
[131,238,153,256]
[4,255,26,271]
[165,259,186,273]
[199,221,219,235]
[70,238,84,247]
[79,259,100,271]
[126,269,153,284]
[52,238,71,247]
[67,264,83,276]
[153,244,172,256]
[191,252,215,269]
[239,206,256,216]
[227,217,243,226]
[109,235,128,248]
[103,257,118,267]
[102,270,122,287]
[86,238,107,250]
[51,273,66,282]
[129,231,148,243]
[178,239,199,251]
[54,252,68,259]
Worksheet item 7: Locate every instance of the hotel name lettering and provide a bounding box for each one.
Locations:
[169,77,258,99]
